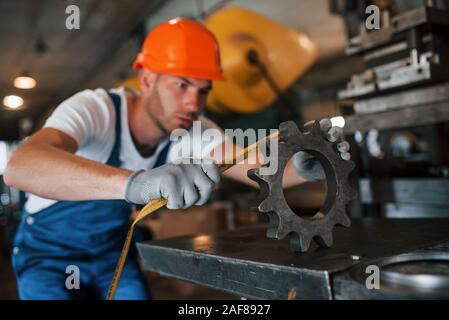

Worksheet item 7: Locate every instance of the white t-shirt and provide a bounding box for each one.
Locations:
[24,87,225,214]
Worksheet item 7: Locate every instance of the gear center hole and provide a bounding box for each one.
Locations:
[282,151,336,220]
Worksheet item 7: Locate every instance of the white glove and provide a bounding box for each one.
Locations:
[124,161,221,209]
[292,118,351,182]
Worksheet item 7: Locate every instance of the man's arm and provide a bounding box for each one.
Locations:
[3,128,131,201]
[207,140,306,189]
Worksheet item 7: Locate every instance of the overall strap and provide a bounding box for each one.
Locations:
[108,90,171,169]
[106,91,122,166]
[154,140,171,168]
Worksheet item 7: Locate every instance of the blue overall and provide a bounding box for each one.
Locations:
[12,92,170,300]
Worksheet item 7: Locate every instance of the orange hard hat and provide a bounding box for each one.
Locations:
[133,18,225,81]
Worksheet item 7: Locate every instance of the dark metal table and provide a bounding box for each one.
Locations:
[137,219,449,299]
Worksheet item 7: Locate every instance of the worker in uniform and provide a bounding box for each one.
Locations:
[4,18,350,300]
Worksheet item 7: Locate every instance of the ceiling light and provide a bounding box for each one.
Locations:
[3,95,24,109]
[14,76,37,89]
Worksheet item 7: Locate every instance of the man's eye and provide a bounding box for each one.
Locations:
[177,82,188,90]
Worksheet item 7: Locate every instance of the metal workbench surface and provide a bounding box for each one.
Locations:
[136,219,449,299]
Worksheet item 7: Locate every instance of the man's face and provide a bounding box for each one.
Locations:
[143,73,212,134]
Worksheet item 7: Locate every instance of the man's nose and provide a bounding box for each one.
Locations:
[185,91,200,113]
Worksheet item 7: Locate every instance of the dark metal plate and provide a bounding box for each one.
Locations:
[137,219,449,299]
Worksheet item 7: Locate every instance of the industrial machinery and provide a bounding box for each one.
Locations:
[204,7,318,117]
[334,0,449,218]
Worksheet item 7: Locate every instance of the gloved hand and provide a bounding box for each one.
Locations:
[124,160,221,209]
[292,118,351,182]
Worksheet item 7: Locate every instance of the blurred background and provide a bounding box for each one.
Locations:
[1,0,449,299]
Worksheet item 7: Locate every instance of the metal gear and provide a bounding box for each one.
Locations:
[248,121,357,252]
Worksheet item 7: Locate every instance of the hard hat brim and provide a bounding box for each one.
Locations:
[132,58,226,81]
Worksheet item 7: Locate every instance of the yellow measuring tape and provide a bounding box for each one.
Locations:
[107,131,279,300]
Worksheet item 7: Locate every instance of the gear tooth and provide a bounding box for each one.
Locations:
[343,183,358,201]
[279,121,301,142]
[344,214,352,227]
[251,185,269,205]
[347,160,356,172]
[266,226,278,239]
[272,219,289,240]
[314,232,333,248]
[259,175,274,185]
[336,214,351,227]
[289,233,302,252]
[341,162,354,175]
[276,228,289,240]
[349,188,358,201]
[247,168,263,181]
[266,212,281,238]
[311,120,322,136]
[248,169,277,190]
[249,178,271,213]
[259,199,274,212]
[290,233,312,252]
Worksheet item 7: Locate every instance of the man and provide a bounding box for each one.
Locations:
[4,18,350,299]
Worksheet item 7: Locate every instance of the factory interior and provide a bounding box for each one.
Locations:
[1,0,449,301]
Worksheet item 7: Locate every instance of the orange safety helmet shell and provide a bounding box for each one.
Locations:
[133,18,225,81]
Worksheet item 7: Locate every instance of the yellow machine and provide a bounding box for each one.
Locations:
[205,7,318,114]
[120,76,140,91]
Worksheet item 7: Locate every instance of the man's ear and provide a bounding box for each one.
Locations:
[138,68,158,93]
